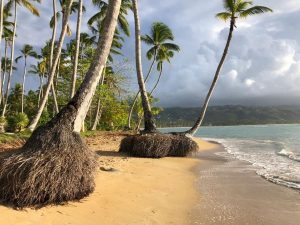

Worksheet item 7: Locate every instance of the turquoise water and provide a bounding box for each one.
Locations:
[160,124,300,189]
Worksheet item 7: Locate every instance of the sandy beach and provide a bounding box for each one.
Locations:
[0,132,300,225]
[0,133,218,225]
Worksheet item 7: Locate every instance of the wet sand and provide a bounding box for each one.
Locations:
[193,145,300,225]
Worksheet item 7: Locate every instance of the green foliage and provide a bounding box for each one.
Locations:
[216,0,272,22]
[7,113,29,132]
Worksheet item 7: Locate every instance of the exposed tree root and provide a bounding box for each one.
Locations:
[0,105,98,209]
[119,133,198,158]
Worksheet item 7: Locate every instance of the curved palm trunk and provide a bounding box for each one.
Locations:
[127,51,156,129]
[51,82,59,113]
[49,0,59,114]
[28,0,74,131]
[186,19,235,135]
[70,0,120,132]
[70,0,83,98]
[150,65,163,95]
[1,40,8,105]
[132,0,156,133]
[38,73,44,108]
[0,0,4,105]
[2,1,17,117]
[50,0,57,69]
[91,97,103,131]
[21,57,27,113]
[91,72,105,131]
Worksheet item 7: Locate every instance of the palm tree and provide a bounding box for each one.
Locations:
[149,46,179,96]
[88,0,131,37]
[0,13,13,105]
[186,0,272,135]
[131,0,156,133]
[49,0,59,113]
[127,22,179,128]
[1,0,40,117]
[70,0,84,98]
[15,44,38,113]
[28,60,46,107]
[0,0,121,208]
[29,0,74,131]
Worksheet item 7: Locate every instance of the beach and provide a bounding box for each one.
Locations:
[0,132,300,225]
[193,144,300,225]
[0,133,217,225]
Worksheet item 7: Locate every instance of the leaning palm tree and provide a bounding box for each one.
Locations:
[1,0,40,117]
[0,0,121,208]
[0,13,13,105]
[15,44,38,113]
[29,0,74,131]
[186,0,272,135]
[70,0,84,98]
[131,0,156,133]
[127,22,179,128]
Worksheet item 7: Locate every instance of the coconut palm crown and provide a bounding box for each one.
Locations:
[216,0,272,25]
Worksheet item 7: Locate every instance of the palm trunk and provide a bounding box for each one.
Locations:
[149,64,163,95]
[91,97,103,131]
[0,0,4,106]
[2,1,17,117]
[70,0,83,98]
[51,82,59,113]
[21,57,27,114]
[132,0,156,133]
[49,0,59,114]
[186,19,235,135]
[135,116,142,132]
[50,0,57,68]
[1,40,8,105]
[70,0,120,132]
[91,73,105,131]
[127,50,156,129]
[38,73,44,108]
[28,0,74,131]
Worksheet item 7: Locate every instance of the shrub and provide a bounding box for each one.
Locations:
[7,113,29,132]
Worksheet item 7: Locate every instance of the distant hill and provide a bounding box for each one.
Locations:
[155,105,300,127]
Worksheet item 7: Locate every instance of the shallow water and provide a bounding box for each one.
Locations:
[160,124,300,189]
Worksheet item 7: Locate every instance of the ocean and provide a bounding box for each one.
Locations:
[160,124,300,190]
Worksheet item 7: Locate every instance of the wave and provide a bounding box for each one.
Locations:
[278,149,300,162]
[206,138,300,190]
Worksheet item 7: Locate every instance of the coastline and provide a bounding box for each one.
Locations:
[0,133,218,225]
[193,140,300,225]
[1,133,299,225]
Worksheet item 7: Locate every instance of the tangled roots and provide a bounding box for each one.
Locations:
[0,105,98,208]
[119,133,198,158]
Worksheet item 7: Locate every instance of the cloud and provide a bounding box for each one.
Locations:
[5,0,300,107]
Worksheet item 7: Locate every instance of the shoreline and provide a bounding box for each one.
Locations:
[0,133,217,225]
[193,140,300,225]
[0,133,300,225]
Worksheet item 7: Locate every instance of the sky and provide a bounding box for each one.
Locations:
[7,0,300,107]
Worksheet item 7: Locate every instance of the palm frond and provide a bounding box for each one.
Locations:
[239,5,273,18]
[216,12,232,21]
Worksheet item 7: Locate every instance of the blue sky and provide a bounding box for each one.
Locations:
[7,0,300,107]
